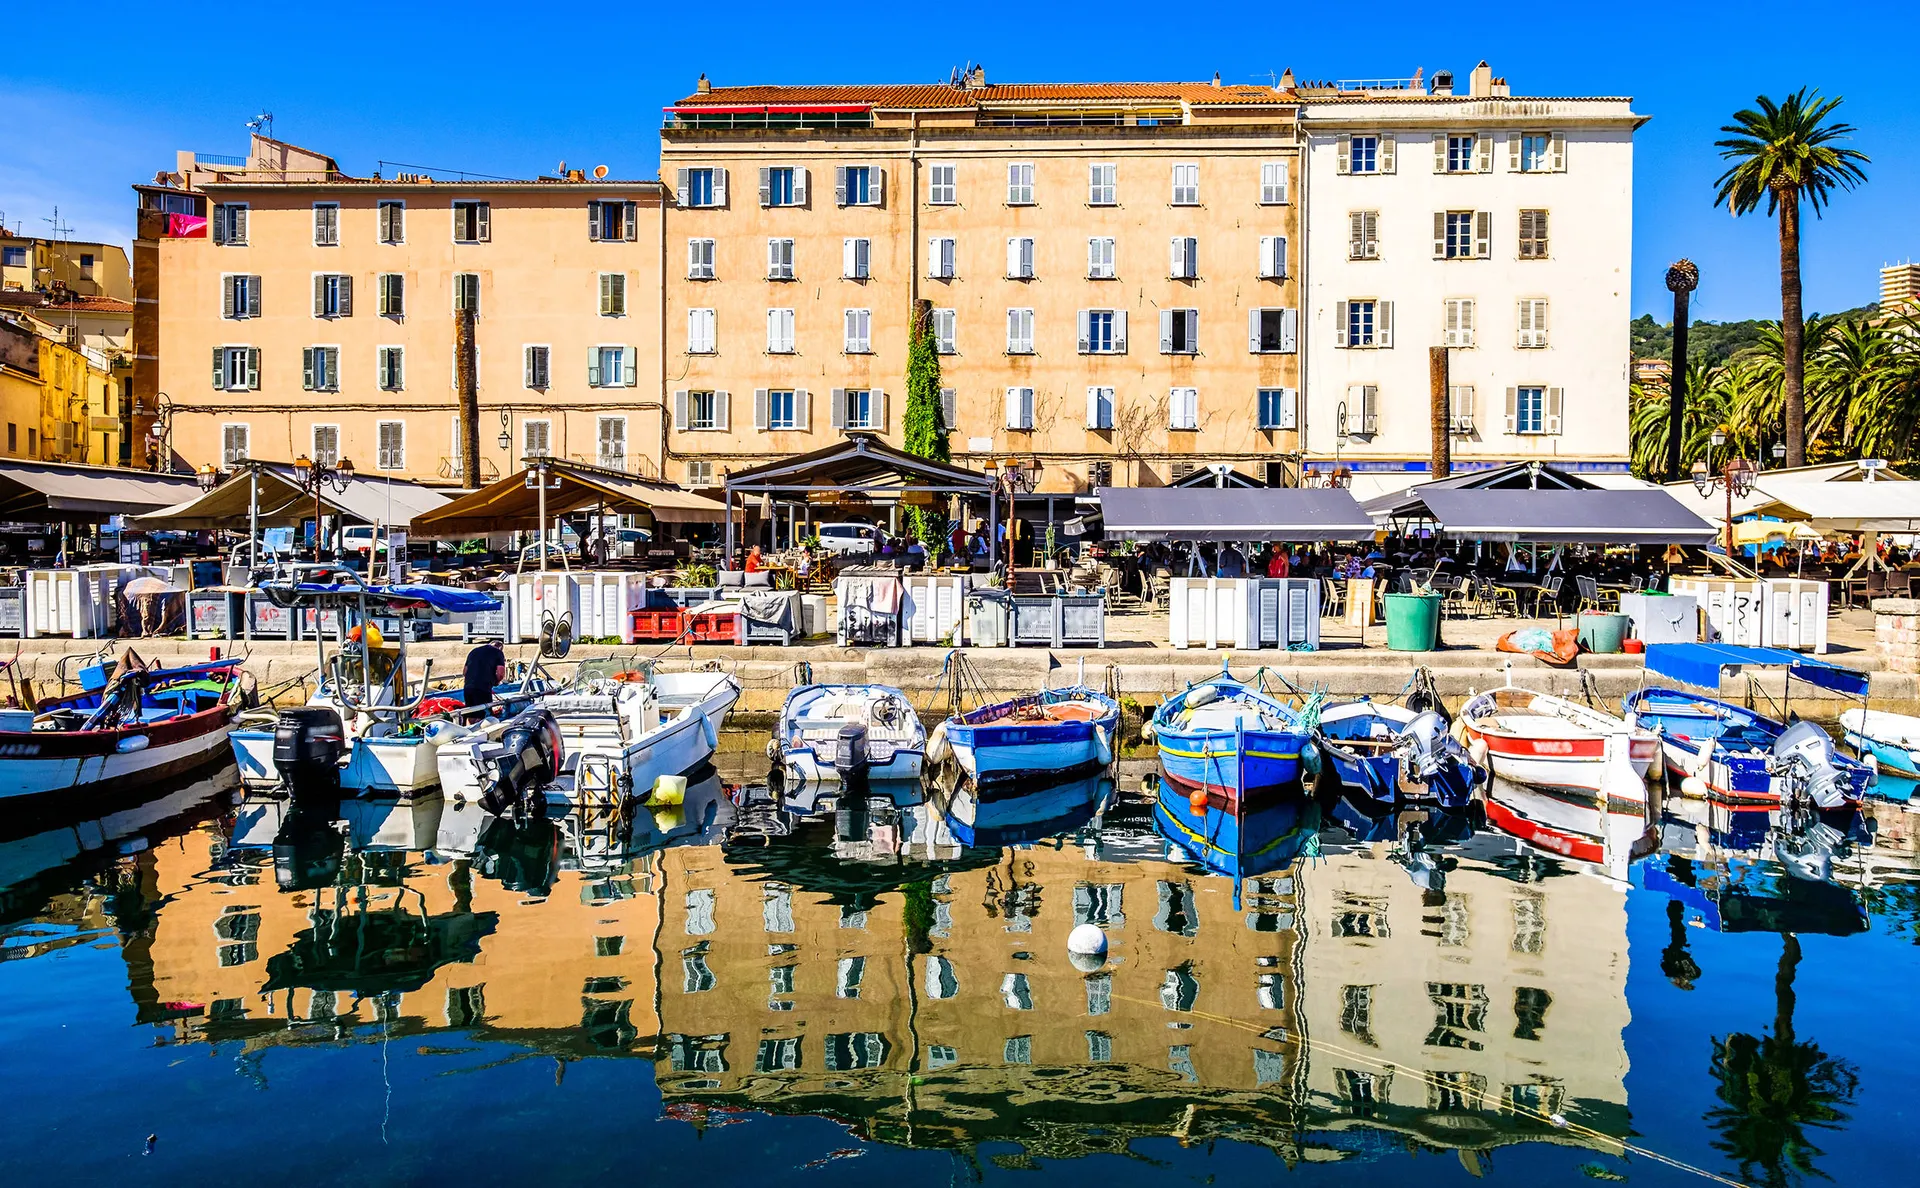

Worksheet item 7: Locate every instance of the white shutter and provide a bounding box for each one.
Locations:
[1020,238,1034,277]
[313,274,325,317]
[830,388,846,429]
[1504,388,1519,434]
[1280,308,1298,353]
[1280,387,1298,430]
[795,388,811,431]
[1546,387,1564,434]
[1432,133,1448,172]
[758,167,771,207]
[1337,135,1351,174]
[675,169,689,206]
[872,388,887,431]
[1378,302,1393,348]
[1335,301,1349,348]
[794,168,809,206]
[1379,135,1396,173]
[938,387,955,432]
[1113,310,1127,353]
[1363,385,1378,432]
[712,168,728,207]
[1474,211,1491,258]
[1349,212,1365,259]
[871,165,885,207]
[843,238,856,278]
[1005,387,1022,429]
[714,390,730,431]
[588,200,602,240]
[1475,133,1493,172]
[1257,236,1274,278]
[624,201,637,240]
[1077,310,1091,354]
[1159,310,1174,353]
[1247,308,1262,353]
[1433,212,1447,258]
[835,166,848,206]
[1086,386,1101,429]
[624,347,638,386]
[1508,135,1521,173]
[754,388,769,429]
[1549,133,1566,171]
[673,389,688,431]
[212,346,225,388]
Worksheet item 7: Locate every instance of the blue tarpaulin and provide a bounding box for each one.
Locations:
[266,582,502,615]
[1644,643,1869,698]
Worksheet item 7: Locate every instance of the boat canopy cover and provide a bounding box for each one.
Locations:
[1097,487,1377,542]
[1391,488,1716,544]
[1644,642,1869,698]
[263,581,502,614]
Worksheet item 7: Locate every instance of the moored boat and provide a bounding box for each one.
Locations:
[1839,707,1920,781]
[1625,687,1873,807]
[1313,698,1483,809]
[936,771,1111,848]
[1460,684,1656,802]
[931,685,1119,784]
[776,684,927,785]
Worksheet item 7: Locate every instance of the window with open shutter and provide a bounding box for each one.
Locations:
[1260,161,1288,204]
[598,416,627,468]
[525,345,549,389]
[378,346,404,391]
[1005,387,1032,430]
[1447,385,1476,433]
[1086,386,1113,430]
[1170,236,1197,279]
[1444,298,1475,347]
[1258,235,1286,279]
[376,421,404,471]
[312,425,340,467]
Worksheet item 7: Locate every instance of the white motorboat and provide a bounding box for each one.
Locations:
[435,666,740,813]
[1840,707,1920,780]
[776,684,927,785]
[1460,682,1657,802]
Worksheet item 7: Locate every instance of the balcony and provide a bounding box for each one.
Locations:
[663,106,873,132]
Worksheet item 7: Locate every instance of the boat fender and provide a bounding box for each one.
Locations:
[701,714,717,751]
[1680,774,1707,799]
[1189,787,1210,814]
[926,721,951,765]
[1140,719,1157,743]
[1299,739,1321,780]
[423,720,469,748]
[1092,724,1112,766]
[651,773,688,806]
[1186,686,1220,710]
[1646,738,1666,783]
[766,736,781,761]
[1467,736,1489,771]
[116,734,150,754]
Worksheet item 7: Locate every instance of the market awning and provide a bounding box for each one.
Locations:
[1745,481,1920,533]
[1389,488,1716,544]
[722,431,994,496]
[1645,643,1869,698]
[0,459,203,521]
[133,463,451,531]
[1096,487,1377,542]
[409,458,724,538]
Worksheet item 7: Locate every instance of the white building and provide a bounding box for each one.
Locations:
[1299,62,1644,499]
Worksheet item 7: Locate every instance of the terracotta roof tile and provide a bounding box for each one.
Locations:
[672,82,1294,109]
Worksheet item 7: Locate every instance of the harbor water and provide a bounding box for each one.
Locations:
[2,742,1918,1187]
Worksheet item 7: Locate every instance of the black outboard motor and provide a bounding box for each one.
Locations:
[482,708,562,819]
[273,706,345,803]
[833,721,870,782]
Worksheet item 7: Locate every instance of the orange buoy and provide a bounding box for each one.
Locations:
[1189,788,1210,813]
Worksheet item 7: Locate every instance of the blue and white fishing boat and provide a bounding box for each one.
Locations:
[930,685,1119,784]
[1624,687,1873,808]
[775,684,927,785]
[1146,674,1315,877]
[1313,699,1483,809]
[1839,708,1920,781]
[937,772,1111,848]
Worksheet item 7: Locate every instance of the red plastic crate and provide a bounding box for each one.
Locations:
[685,609,744,645]
[630,608,686,641]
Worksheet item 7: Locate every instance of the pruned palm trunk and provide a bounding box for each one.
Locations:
[1778,193,1806,467]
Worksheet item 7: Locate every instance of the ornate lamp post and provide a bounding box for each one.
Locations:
[983,458,1038,577]
[1665,260,1699,482]
[291,453,356,564]
[1691,430,1755,558]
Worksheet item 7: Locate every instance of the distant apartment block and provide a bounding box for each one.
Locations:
[1880,262,1920,311]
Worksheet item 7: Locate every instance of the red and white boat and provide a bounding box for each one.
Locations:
[1460,682,1657,804]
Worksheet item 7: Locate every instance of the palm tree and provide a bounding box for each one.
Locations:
[1714,90,1869,468]
[1628,357,1735,478]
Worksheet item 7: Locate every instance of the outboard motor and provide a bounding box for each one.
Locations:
[834,721,871,782]
[273,706,346,803]
[1395,710,1480,805]
[482,708,562,819]
[1770,720,1849,811]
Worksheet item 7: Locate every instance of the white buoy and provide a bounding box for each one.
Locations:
[1067,923,1107,959]
[1680,774,1707,799]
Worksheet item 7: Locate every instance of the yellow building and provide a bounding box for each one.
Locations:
[0,233,132,300]
[0,315,118,462]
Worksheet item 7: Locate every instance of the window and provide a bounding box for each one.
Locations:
[1169,387,1199,430]
[1517,298,1550,347]
[1160,308,1199,354]
[375,420,405,470]
[1258,387,1297,430]
[842,238,870,280]
[1444,298,1476,347]
[377,273,403,317]
[1349,211,1379,260]
[1078,309,1125,354]
[523,418,552,458]
[926,236,955,280]
[685,459,713,486]
[765,237,796,280]
[679,167,724,208]
[1006,237,1034,279]
[838,165,878,206]
[1343,385,1380,437]
[825,1033,888,1072]
[212,203,247,245]
[683,389,728,431]
[80,253,94,271]
[1438,133,1488,174]
[601,272,628,315]
[1,246,24,267]
[1343,134,1393,174]
[844,308,871,353]
[1259,160,1290,204]
[687,238,715,279]
[758,389,801,431]
[452,201,490,243]
[1437,211,1490,259]
[1088,460,1112,489]
[587,415,626,470]
[524,345,551,389]
[301,347,340,392]
[1170,163,1199,205]
[835,388,880,431]
[213,346,258,391]
[931,308,956,354]
[1512,132,1565,173]
[453,273,480,315]
[1518,209,1550,259]
[377,200,404,244]
[1004,387,1035,430]
[221,423,250,467]
[1006,163,1034,205]
[1248,308,1297,354]
[312,273,352,318]
[222,274,260,319]
[592,345,635,387]
[1086,386,1114,430]
[1449,384,1477,433]
[311,424,340,467]
[686,308,715,354]
[928,163,956,205]
[1005,308,1034,354]
[1087,237,1115,279]
[938,387,956,432]
[1169,236,1197,280]
[761,167,802,207]
[1257,235,1287,279]
[377,346,404,391]
[767,308,795,353]
[312,203,339,246]
[1336,299,1392,348]
[1506,385,1562,435]
[1088,163,1116,205]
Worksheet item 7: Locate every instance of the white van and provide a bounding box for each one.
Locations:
[817,522,881,556]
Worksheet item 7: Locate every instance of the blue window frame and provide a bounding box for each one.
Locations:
[687,169,716,207]
[1520,135,1549,172]
[1258,388,1290,430]
[1350,135,1378,173]
[845,166,871,205]
[767,389,795,430]
[768,168,795,206]
[1087,311,1113,353]
[1347,300,1376,346]
[1516,386,1545,434]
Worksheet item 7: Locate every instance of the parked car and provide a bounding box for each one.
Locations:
[817,522,881,556]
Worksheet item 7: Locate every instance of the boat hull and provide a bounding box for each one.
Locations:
[1840,709,1920,779]
[783,749,925,786]
[1153,784,1313,879]
[0,704,238,814]
[1156,727,1308,801]
[1628,690,1873,805]
[233,728,440,796]
[947,719,1116,782]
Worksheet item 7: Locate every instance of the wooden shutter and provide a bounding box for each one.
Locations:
[758,168,771,207]
[1280,307,1298,353]
[872,388,887,431]
[835,167,848,207]
[1508,135,1521,172]
[587,346,601,388]
[1473,134,1491,172]
[600,273,614,314]
[1248,308,1263,353]
[337,275,351,317]
[713,390,730,430]
[1349,212,1365,259]
[1113,310,1127,353]
[378,348,392,390]
[675,168,690,206]
[623,201,637,240]
[1474,210,1491,258]
[1432,132,1448,172]
[938,387,955,432]
[1378,301,1393,348]
[222,276,236,318]
[212,206,225,245]
[1335,301,1349,348]
[475,203,490,241]
[588,200,602,240]
[248,276,262,318]
[211,346,223,388]
[1159,309,1174,353]
[673,390,688,431]
[1546,387,1564,434]
[524,347,536,388]
[829,388,845,430]
[1432,212,1447,258]
[611,272,625,314]
[246,348,259,389]
[794,388,811,431]
[1549,133,1566,171]
[793,168,809,206]
[871,165,885,207]
[1077,310,1091,353]
[1379,135,1396,173]
[753,388,770,430]
[1337,135,1351,174]
[1504,387,1519,433]
[313,275,325,317]
[302,347,316,391]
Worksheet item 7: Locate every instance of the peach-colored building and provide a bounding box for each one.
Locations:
[136,135,664,483]
[660,71,1304,497]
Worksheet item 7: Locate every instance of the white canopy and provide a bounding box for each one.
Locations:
[1747,481,1920,533]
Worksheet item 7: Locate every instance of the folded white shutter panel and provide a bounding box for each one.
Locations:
[1349,213,1365,259]
[1257,236,1274,278]
[1474,211,1491,258]
[1379,135,1396,173]
[1475,133,1492,172]
[1508,136,1521,172]
[712,168,727,207]
[675,169,689,206]
[673,390,688,431]
[794,168,809,206]
[1280,308,1298,353]
[1281,387,1298,429]
[1363,385,1378,431]
[1021,238,1034,277]
[246,349,259,388]
[624,201,637,240]
[938,387,955,432]
[1432,133,1448,172]
[1006,387,1022,429]
[843,239,856,278]
[835,167,848,206]
[1159,310,1173,353]
[1113,310,1126,353]
[1021,388,1034,429]
[857,239,870,277]
[1546,387,1564,434]
[1077,310,1091,353]
[830,388,846,429]
[588,347,600,389]
[1337,135,1351,174]
[872,388,887,431]
[758,168,771,207]
[1086,386,1100,429]
[871,165,885,207]
[1335,301,1349,348]
[625,348,638,386]
[1006,238,1020,277]
[1549,133,1566,171]
[1378,302,1393,348]
[476,204,489,240]
[588,200,602,240]
[714,390,730,430]
[1433,213,1447,258]
[1504,388,1518,433]
[795,388,810,431]
[1247,308,1262,353]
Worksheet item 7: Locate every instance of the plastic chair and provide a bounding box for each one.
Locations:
[1531,575,1564,619]
[1575,575,1614,614]
[1481,579,1521,618]
[1321,576,1347,618]
[1442,576,1477,619]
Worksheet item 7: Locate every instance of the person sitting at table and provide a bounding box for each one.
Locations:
[905,538,927,571]
[745,545,763,573]
[1267,546,1290,578]
[1218,541,1247,578]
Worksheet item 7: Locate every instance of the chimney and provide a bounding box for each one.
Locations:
[1468,60,1492,97]
[695,73,711,94]
[1211,72,1221,88]
[1431,69,1454,97]
[1277,67,1295,90]
[970,64,986,89]
[1490,76,1510,97]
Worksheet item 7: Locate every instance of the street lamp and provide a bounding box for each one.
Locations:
[196,463,220,492]
[1770,442,1787,468]
[983,458,1038,576]
[1691,441,1756,558]
[291,453,356,564]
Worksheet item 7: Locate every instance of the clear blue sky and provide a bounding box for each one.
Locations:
[4,1,1914,324]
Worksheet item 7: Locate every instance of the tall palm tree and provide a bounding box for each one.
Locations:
[1714,90,1869,468]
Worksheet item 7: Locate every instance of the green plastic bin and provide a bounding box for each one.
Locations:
[1383,592,1441,652]
[1577,612,1630,654]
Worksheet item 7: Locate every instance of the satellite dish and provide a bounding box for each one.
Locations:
[556,160,567,174]
[592,164,609,179]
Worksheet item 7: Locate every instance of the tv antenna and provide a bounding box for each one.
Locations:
[245,110,275,139]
